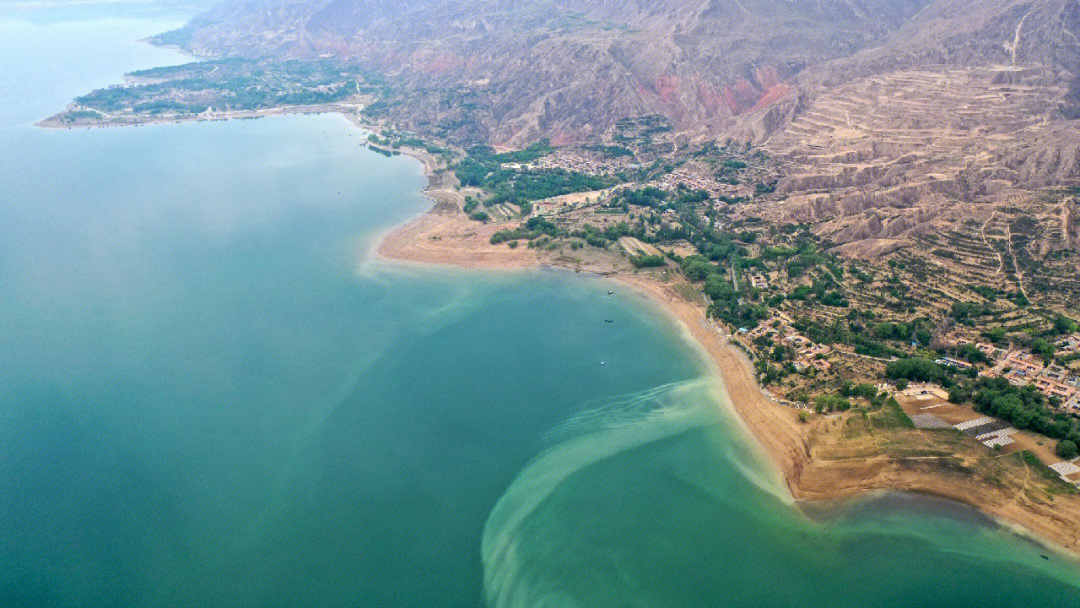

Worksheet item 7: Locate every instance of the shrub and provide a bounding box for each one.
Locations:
[813,394,851,413]
[682,257,717,281]
[630,254,666,268]
[821,291,849,308]
[957,343,988,364]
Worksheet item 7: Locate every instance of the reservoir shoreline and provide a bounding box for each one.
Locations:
[35,108,1080,558]
[374,137,1080,559]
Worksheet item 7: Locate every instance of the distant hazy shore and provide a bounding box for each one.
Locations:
[36,102,361,130]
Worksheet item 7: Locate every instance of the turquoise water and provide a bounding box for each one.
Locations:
[1,4,1079,607]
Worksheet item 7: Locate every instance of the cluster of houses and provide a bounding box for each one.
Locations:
[512,149,637,176]
[944,335,1080,409]
[655,167,738,200]
[742,316,834,374]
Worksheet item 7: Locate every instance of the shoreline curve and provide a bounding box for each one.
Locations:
[374,139,1080,560]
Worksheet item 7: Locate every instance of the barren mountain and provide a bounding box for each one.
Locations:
[158,0,943,144]
[158,0,1080,252]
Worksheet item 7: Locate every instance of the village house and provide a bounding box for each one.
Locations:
[786,335,813,348]
[801,344,832,359]
[1035,376,1078,402]
[1005,373,1030,386]
[902,383,950,401]
[1065,393,1080,411]
[533,201,557,216]
[976,342,1002,359]
[999,350,1045,379]
[1057,334,1080,353]
[936,356,972,370]
[1044,365,1070,382]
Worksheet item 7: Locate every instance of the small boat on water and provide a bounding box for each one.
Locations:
[607,290,614,295]
[600,361,605,366]
[605,319,613,323]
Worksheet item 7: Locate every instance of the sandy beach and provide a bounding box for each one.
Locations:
[375,147,1080,557]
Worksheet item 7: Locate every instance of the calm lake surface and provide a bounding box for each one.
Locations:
[1,3,1078,606]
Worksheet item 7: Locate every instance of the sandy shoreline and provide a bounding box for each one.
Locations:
[374,144,1080,558]
[375,200,814,492]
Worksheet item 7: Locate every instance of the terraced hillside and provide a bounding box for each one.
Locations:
[871,192,1080,316]
[769,66,1078,243]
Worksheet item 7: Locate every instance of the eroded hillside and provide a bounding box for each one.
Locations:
[157,0,937,145]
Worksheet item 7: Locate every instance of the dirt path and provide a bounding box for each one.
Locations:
[618,236,661,257]
[1004,221,1030,300]
[980,211,1005,275]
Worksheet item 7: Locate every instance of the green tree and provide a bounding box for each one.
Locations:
[1056,439,1078,459]
[630,254,666,268]
[682,257,716,282]
[1032,338,1056,365]
[983,327,1007,344]
[885,357,943,383]
[1054,316,1078,335]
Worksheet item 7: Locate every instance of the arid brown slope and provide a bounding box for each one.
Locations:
[757,0,1080,252]
[766,66,1079,242]
[158,0,932,146]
